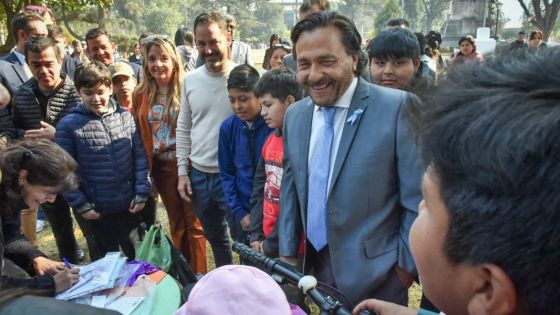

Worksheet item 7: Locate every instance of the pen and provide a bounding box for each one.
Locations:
[62,257,72,269]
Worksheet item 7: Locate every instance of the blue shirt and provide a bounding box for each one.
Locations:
[219,114,273,221]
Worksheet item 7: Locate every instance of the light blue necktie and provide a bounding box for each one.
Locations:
[307,106,337,251]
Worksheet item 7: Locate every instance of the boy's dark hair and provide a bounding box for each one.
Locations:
[24,36,61,62]
[425,31,441,49]
[254,67,303,102]
[194,11,228,34]
[518,30,526,35]
[11,11,43,43]
[74,61,112,91]
[85,27,111,42]
[227,64,260,92]
[406,48,560,315]
[368,27,420,62]
[291,11,363,75]
[385,17,409,28]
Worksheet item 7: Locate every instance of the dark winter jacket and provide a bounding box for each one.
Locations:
[218,114,273,222]
[11,74,80,137]
[55,100,150,216]
[0,191,55,296]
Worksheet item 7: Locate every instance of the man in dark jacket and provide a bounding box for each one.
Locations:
[11,37,89,264]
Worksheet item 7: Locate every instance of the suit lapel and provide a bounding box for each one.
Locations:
[10,54,29,84]
[328,79,370,194]
[299,98,314,211]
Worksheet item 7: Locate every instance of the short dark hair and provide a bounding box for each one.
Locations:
[518,30,526,35]
[291,11,363,75]
[11,11,43,43]
[406,48,560,315]
[385,17,410,28]
[227,64,260,92]
[175,27,194,47]
[415,32,426,52]
[85,27,111,42]
[368,28,420,62]
[193,11,228,34]
[74,61,112,91]
[254,67,304,102]
[24,36,62,62]
[47,24,64,38]
[71,39,80,46]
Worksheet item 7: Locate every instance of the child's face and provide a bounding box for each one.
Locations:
[147,45,175,87]
[370,56,419,90]
[228,88,261,122]
[259,93,291,130]
[270,48,289,70]
[79,82,113,115]
[411,171,476,315]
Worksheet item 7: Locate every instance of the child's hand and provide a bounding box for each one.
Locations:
[353,299,417,315]
[129,201,145,213]
[81,209,101,220]
[240,214,251,231]
[250,240,263,253]
[54,268,80,294]
[178,175,192,202]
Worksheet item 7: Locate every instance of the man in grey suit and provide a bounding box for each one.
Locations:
[278,11,423,306]
[0,12,48,97]
[225,14,253,66]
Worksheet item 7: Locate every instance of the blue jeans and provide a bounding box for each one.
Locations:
[190,168,232,267]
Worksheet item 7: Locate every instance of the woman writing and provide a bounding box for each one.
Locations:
[0,140,79,296]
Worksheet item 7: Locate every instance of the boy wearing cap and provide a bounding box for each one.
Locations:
[109,61,137,111]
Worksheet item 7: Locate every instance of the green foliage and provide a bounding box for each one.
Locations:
[143,4,183,36]
[374,0,402,34]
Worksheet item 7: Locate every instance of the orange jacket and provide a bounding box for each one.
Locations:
[132,91,155,170]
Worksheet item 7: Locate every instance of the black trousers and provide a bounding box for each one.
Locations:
[41,196,80,263]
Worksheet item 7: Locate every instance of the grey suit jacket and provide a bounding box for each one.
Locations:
[231,40,253,66]
[278,78,422,304]
[0,52,30,97]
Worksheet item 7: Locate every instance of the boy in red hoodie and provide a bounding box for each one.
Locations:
[249,67,303,256]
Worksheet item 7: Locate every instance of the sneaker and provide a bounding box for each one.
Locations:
[36,220,49,233]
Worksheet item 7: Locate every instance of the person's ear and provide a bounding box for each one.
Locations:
[18,170,28,186]
[351,52,359,73]
[467,264,517,315]
[414,58,421,73]
[17,30,26,43]
[285,95,295,106]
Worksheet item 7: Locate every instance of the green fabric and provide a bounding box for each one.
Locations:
[135,226,172,272]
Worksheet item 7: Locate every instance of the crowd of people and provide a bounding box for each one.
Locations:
[0,1,558,315]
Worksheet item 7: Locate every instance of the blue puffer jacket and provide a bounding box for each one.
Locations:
[55,100,150,216]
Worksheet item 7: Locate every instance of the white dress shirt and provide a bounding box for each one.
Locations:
[308,77,358,190]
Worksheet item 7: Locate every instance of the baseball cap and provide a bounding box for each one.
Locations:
[109,62,135,79]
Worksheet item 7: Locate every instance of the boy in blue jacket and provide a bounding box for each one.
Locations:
[55,62,150,260]
[218,64,273,245]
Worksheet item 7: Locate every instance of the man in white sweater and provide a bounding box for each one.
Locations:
[176,11,236,267]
